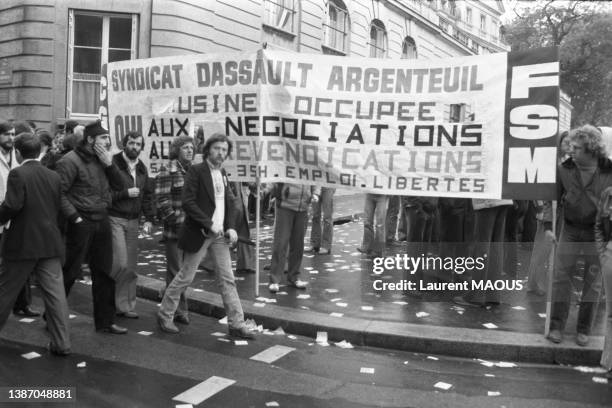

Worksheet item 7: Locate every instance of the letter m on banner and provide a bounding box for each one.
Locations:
[502,47,559,200]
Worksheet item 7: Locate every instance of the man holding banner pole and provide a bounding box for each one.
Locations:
[547,125,612,346]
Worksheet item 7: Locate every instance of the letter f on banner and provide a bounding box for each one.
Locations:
[502,47,559,200]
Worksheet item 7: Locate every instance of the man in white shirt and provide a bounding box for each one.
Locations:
[157,133,254,339]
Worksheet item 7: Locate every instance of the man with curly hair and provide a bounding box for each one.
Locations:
[547,125,612,347]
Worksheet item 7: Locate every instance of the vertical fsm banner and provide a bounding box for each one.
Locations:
[100,47,559,200]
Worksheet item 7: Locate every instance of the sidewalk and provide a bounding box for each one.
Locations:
[134,191,606,365]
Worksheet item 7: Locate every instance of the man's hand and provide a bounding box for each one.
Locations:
[210,224,223,237]
[311,194,319,204]
[94,143,112,167]
[75,216,83,224]
[544,230,556,243]
[128,187,140,198]
[142,221,153,235]
[226,228,238,245]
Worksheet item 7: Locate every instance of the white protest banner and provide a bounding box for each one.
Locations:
[100,47,558,199]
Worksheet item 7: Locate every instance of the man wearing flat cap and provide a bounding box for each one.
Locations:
[56,120,127,334]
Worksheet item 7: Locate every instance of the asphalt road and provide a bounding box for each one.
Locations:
[0,282,610,408]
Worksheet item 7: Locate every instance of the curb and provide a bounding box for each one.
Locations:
[136,275,603,365]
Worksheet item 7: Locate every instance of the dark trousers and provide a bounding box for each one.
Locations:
[438,199,471,283]
[504,201,527,278]
[405,206,434,282]
[550,222,602,334]
[0,232,32,312]
[270,207,307,284]
[470,206,509,304]
[0,257,70,351]
[63,217,116,330]
[12,282,32,311]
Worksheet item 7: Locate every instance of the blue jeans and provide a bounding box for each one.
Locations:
[361,194,388,256]
[109,216,139,313]
[550,222,602,334]
[310,187,335,251]
[159,236,245,329]
[164,239,188,317]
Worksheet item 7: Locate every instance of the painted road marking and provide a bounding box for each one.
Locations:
[250,345,296,364]
[172,376,236,405]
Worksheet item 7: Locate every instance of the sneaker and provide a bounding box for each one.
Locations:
[304,246,319,253]
[288,279,308,289]
[547,329,562,344]
[318,248,330,255]
[576,333,589,347]
[268,283,280,293]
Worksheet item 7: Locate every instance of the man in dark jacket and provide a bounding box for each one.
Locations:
[157,133,253,338]
[56,120,127,334]
[547,125,612,346]
[0,132,71,355]
[109,131,155,318]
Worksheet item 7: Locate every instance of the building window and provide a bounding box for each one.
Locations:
[401,36,417,59]
[466,7,472,25]
[67,10,137,117]
[323,0,348,53]
[480,14,486,32]
[264,0,295,33]
[449,104,465,122]
[369,19,387,58]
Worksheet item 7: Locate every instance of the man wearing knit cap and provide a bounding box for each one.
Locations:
[56,120,127,334]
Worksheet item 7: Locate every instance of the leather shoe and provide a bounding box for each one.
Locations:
[117,311,139,319]
[304,246,319,253]
[158,316,179,334]
[48,342,71,356]
[173,314,190,325]
[452,295,481,308]
[14,306,41,317]
[576,333,589,347]
[547,329,562,344]
[228,325,255,339]
[98,324,128,335]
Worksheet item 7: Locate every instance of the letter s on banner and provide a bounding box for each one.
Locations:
[502,47,559,200]
[99,63,110,133]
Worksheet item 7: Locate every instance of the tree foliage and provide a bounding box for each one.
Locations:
[504,1,612,126]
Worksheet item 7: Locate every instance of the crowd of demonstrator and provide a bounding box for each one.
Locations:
[0,120,610,380]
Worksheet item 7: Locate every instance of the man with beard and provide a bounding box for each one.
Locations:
[109,132,155,319]
[158,133,254,339]
[56,120,127,334]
